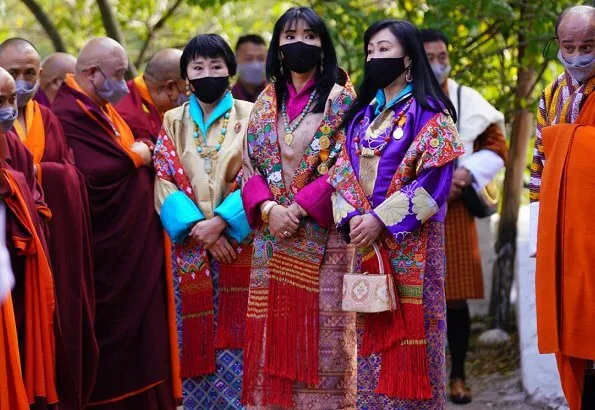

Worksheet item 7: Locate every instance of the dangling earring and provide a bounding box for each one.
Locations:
[320,54,324,74]
[405,67,413,83]
[185,80,192,96]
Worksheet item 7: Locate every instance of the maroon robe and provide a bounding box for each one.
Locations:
[33,88,51,109]
[17,104,98,410]
[1,132,54,409]
[52,82,175,408]
[115,79,162,143]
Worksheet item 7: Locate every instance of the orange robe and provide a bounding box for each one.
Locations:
[1,152,57,407]
[536,86,595,409]
[13,99,99,410]
[115,75,163,143]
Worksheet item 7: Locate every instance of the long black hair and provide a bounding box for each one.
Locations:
[266,7,338,113]
[344,19,456,125]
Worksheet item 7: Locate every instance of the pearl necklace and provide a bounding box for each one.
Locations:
[355,98,412,157]
[280,90,317,146]
[192,111,230,174]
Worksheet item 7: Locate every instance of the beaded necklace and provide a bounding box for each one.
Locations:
[280,90,317,146]
[355,97,413,157]
[192,111,230,174]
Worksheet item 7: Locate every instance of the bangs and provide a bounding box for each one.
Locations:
[180,34,236,78]
[278,8,324,37]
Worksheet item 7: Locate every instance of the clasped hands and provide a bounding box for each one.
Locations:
[267,203,307,240]
[349,213,383,249]
[189,216,236,264]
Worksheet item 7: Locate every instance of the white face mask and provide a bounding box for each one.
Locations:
[558,50,595,83]
[430,63,451,85]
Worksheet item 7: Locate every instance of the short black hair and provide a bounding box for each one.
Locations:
[420,29,449,47]
[235,34,266,52]
[180,34,237,79]
[267,7,338,113]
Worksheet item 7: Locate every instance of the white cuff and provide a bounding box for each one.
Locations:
[529,201,539,258]
[461,150,505,189]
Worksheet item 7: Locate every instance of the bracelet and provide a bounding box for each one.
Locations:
[261,201,277,224]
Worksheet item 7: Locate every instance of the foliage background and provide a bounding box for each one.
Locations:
[0,0,585,189]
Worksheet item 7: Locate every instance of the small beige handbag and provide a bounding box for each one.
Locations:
[342,243,397,313]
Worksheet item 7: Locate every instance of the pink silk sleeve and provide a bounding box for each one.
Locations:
[242,175,273,229]
[294,176,334,228]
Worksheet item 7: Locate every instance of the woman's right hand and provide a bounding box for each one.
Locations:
[207,235,237,264]
[269,205,299,240]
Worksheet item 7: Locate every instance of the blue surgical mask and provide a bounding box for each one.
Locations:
[93,67,129,104]
[558,51,595,83]
[0,107,17,133]
[176,92,189,106]
[430,63,451,85]
[237,62,266,86]
[15,79,39,108]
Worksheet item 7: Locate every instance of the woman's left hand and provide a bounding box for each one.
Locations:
[349,213,383,248]
[190,216,227,247]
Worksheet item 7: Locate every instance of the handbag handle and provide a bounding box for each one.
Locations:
[348,242,385,275]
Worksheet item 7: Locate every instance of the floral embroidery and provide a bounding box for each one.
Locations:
[411,187,439,223]
[374,191,409,226]
[331,191,356,224]
[247,80,355,203]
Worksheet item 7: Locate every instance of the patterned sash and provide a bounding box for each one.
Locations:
[243,78,355,407]
[154,128,252,378]
[330,110,462,399]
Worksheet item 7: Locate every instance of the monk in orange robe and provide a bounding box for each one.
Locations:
[52,37,179,409]
[115,48,185,142]
[530,5,595,409]
[0,66,56,410]
[0,37,98,410]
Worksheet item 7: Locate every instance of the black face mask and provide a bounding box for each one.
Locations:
[189,76,230,104]
[280,42,321,74]
[365,57,407,89]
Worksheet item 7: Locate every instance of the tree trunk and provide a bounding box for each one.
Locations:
[135,0,185,67]
[21,0,67,52]
[488,3,534,329]
[96,0,138,77]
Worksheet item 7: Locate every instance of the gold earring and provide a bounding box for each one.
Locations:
[185,82,191,96]
[405,68,413,83]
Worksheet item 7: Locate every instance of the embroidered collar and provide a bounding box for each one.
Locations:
[189,91,233,136]
[374,83,414,116]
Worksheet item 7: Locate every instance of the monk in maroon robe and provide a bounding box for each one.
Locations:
[35,52,76,109]
[0,66,57,409]
[0,38,98,410]
[115,48,185,142]
[52,37,179,409]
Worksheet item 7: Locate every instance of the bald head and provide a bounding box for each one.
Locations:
[145,48,183,84]
[40,52,76,103]
[74,37,129,106]
[76,37,127,73]
[143,48,186,113]
[0,38,41,108]
[0,67,17,134]
[557,5,595,80]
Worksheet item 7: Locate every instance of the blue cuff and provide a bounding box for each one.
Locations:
[214,190,251,243]
[160,191,204,243]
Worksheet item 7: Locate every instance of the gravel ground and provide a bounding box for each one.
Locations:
[446,370,550,410]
